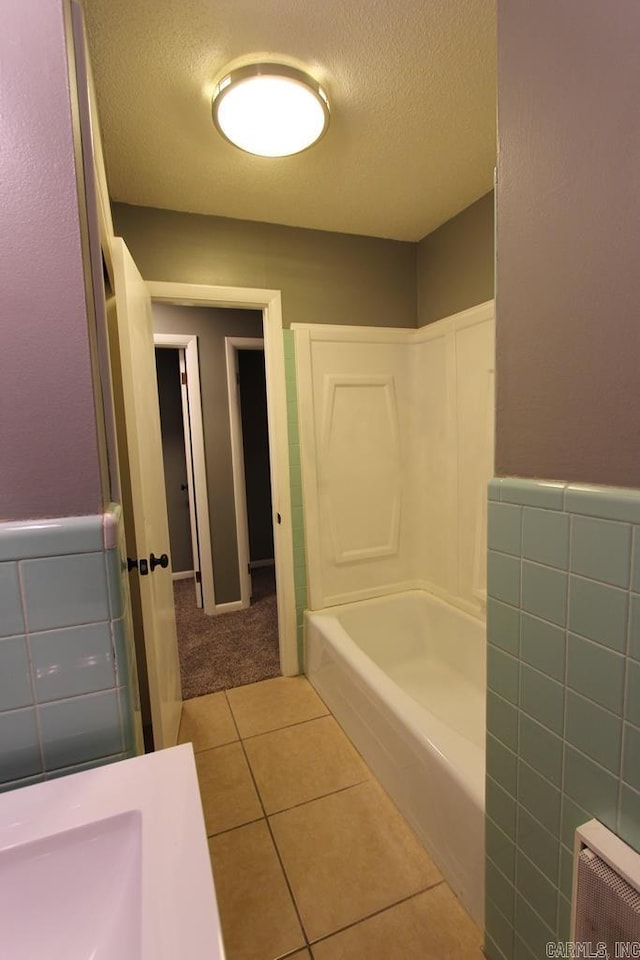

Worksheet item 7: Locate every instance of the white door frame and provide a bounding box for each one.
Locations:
[147,282,298,676]
[154,335,212,611]
[225,337,266,609]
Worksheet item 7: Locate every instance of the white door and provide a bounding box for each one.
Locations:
[178,348,204,608]
[111,237,182,750]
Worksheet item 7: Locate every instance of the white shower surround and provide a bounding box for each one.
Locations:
[295,301,494,923]
[305,590,486,924]
[293,300,495,615]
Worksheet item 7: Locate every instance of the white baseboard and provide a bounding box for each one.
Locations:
[172,570,195,581]
[214,599,247,615]
[250,558,275,569]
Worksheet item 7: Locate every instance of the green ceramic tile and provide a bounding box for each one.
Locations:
[288,443,300,468]
[564,746,618,831]
[0,563,24,638]
[522,562,567,627]
[522,508,570,569]
[485,898,514,960]
[487,599,521,656]
[0,636,32,710]
[21,553,109,632]
[571,515,631,588]
[487,816,516,882]
[632,528,640,593]
[487,691,519,752]
[295,582,308,608]
[519,714,563,786]
[514,894,556,957]
[484,935,509,960]
[486,858,515,921]
[488,551,521,607]
[567,633,625,714]
[501,479,566,511]
[629,594,640,661]
[488,502,523,556]
[488,646,519,704]
[514,935,537,960]
[0,708,41,783]
[618,784,640,854]
[487,733,518,796]
[517,807,559,884]
[291,505,304,532]
[282,330,294,354]
[488,479,502,502]
[516,851,558,931]
[520,664,564,735]
[293,540,306,566]
[558,895,572,942]
[105,548,124,620]
[519,760,561,835]
[284,352,296,380]
[559,845,574,901]
[565,691,621,774]
[287,417,299,445]
[565,484,640,524]
[623,723,640,793]
[561,795,593,850]
[520,614,565,682]
[568,575,628,652]
[626,660,640,727]
[487,775,517,839]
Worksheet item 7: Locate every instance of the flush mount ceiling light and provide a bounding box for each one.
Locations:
[211,63,330,158]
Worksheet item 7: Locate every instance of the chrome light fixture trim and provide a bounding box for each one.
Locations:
[211,62,330,158]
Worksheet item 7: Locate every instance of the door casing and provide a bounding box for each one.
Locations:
[147,282,298,677]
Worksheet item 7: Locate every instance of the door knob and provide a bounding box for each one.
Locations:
[150,552,169,572]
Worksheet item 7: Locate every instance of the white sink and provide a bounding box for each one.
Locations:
[0,745,225,960]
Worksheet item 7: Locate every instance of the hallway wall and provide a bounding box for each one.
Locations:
[417,191,494,328]
[155,348,193,574]
[113,203,417,329]
[152,303,263,604]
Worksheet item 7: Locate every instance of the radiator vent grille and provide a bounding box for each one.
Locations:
[575,847,640,950]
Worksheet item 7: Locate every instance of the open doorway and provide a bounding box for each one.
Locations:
[153,305,283,698]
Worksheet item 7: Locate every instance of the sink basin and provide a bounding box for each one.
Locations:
[0,745,224,960]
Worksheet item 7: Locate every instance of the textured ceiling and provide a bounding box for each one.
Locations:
[82,0,496,241]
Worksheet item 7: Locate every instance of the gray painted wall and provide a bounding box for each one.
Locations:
[1,0,103,520]
[417,191,494,327]
[496,0,640,486]
[238,350,274,563]
[113,203,417,329]
[152,303,263,604]
[155,348,193,574]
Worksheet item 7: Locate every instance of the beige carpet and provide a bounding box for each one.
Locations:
[174,568,281,700]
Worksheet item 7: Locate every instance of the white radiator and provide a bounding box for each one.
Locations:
[572,820,640,954]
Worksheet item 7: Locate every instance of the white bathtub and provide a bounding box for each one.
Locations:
[305,589,486,925]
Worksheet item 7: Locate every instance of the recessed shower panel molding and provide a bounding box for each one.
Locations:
[320,374,401,565]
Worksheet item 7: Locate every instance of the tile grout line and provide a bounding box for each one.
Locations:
[222,688,313,951]
[209,683,479,950]
[205,776,374,840]
[16,561,45,776]
[305,878,447,949]
[239,709,333,742]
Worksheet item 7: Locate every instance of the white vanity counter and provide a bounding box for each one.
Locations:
[0,744,225,960]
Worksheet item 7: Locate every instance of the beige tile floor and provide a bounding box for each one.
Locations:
[179,675,485,960]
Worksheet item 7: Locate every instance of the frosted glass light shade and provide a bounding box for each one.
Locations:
[212,64,330,157]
